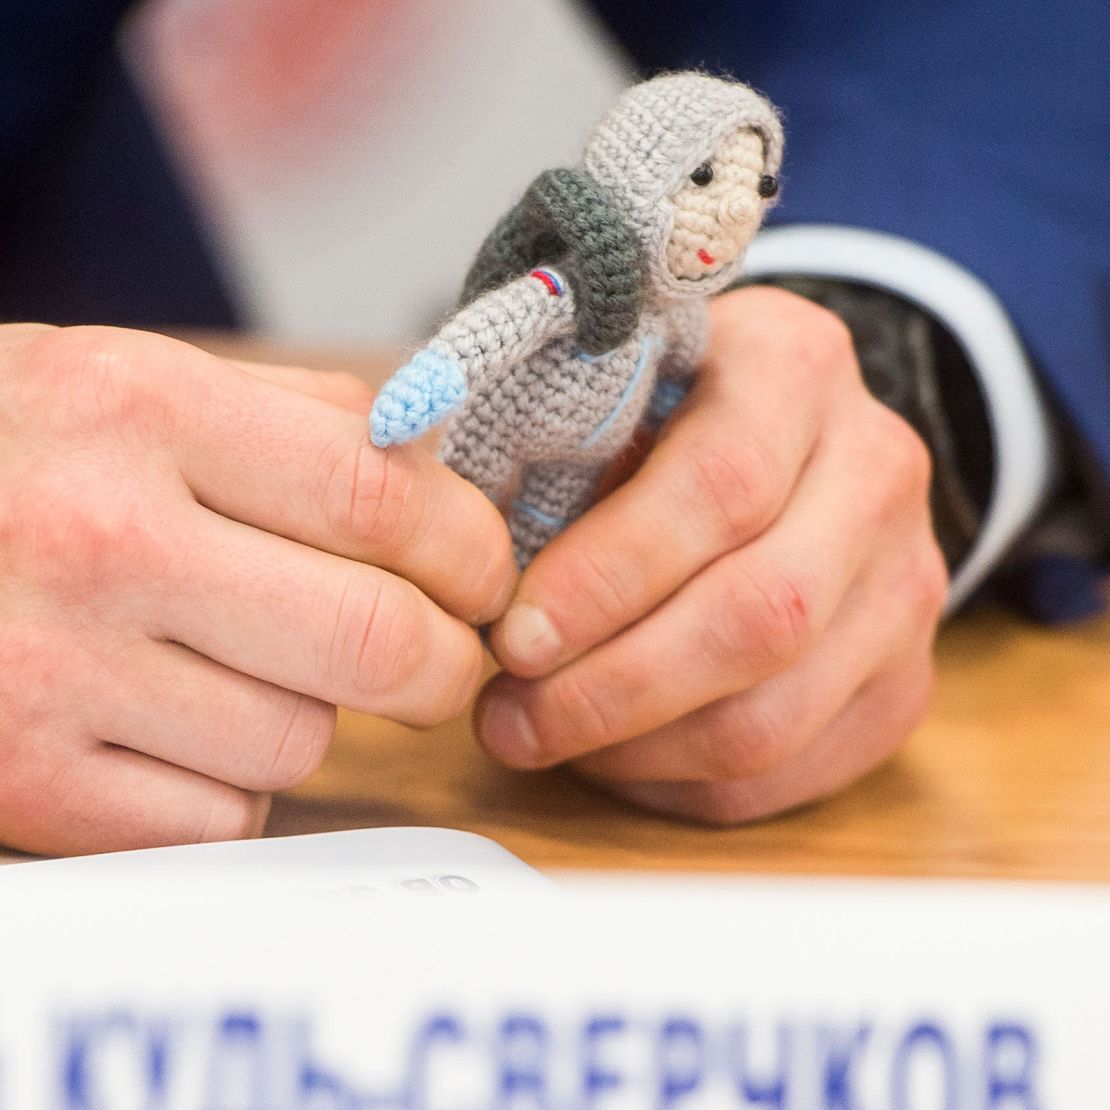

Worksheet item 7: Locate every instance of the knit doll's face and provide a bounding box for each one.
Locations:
[665,127,776,283]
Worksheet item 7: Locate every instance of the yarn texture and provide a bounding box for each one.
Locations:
[369,349,466,447]
[369,72,784,566]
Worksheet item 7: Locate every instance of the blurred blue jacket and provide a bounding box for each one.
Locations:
[0,0,239,327]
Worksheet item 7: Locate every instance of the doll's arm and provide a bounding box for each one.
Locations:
[644,297,710,428]
[370,268,576,447]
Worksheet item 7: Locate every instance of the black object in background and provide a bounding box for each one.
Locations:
[0,1,240,329]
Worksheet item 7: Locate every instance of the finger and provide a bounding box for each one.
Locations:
[0,323,57,352]
[89,639,337,792]
[492,287,856,675]
[152,504,484,728]
[478,404,915,769]
[571,535,946,782]
[599,643,936,826]
[229,360,375,414]
[151,333,513,624]
[0,741,270,857]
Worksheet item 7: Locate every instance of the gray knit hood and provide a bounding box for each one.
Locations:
[460,73,783,354]
[583,72,784,300]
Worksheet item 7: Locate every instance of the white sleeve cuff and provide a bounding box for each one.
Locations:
[743,224,1058,613]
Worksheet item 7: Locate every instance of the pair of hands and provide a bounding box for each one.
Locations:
[0,288,945,855]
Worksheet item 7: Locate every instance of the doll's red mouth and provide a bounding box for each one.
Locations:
[697,249,716,266]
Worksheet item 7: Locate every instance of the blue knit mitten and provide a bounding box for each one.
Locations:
[369,348,467,447]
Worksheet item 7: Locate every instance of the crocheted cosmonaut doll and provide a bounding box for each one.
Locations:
[370,72,784,566]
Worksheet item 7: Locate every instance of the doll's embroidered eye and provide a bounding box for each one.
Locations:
[758,174,779,198]
[690,162,714,187]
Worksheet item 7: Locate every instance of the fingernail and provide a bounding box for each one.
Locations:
[500,603,562,671]
[479,694,539,767]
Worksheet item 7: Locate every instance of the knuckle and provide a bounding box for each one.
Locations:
[260,695,336,790]
[327,575,426,704]
[888,415,933,497]
[805,301,857,361]
[849,404,934,527]
[710,566,813,672]
[873,405,933,502]
[701,696,794,780]
[320,439,376,538]
[321,438,424,550]
[564,540,643,626]
[6,470,167,598]
[549,670,622,754]
[746,569,814,666]
[768,293,857,378]
[713,288,859,390]
[699,600,747,670]
[27,325,122,382]
[31,326,165,431]
[688,439,778,547]
[907,542,950,624]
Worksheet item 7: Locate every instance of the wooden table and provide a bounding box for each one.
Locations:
[6,335,1109,880]
[263,608,1110,881]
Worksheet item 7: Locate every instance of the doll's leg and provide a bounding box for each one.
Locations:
[510,460,605,567]
[438,424,515,507]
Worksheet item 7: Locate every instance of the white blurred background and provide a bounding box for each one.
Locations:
[124,0,631,346]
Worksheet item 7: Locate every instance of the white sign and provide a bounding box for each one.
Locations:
[0,831,1105,1106]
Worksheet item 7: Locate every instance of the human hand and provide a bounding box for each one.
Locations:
[478,287,947,823]
[0,325,514,855]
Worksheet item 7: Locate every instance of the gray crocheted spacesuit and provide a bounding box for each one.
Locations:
[370,73,784,566]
